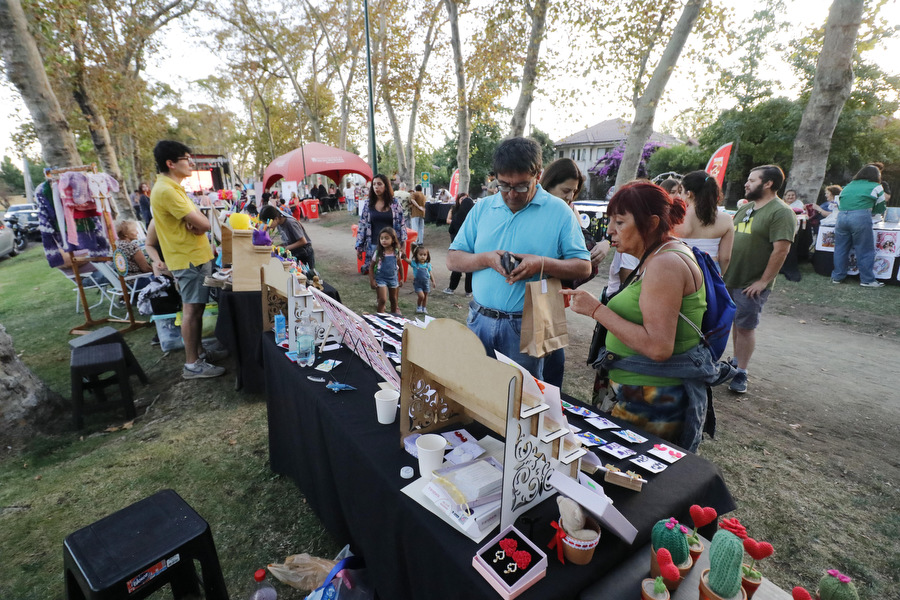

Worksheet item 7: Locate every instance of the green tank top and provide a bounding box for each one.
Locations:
[605,248,707,386]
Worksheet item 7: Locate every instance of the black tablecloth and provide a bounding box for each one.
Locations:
[262,334,735,600]
[425,203,452,225]
[216,284,342,394]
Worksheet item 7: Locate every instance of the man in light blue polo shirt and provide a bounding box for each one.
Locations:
[447,137,591,378]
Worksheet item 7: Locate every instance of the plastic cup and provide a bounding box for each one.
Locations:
[415,434,447,481]
[374,389,399,425]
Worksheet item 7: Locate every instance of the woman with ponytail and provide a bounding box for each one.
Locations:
[674,170,734,275]
[562,182,709,446]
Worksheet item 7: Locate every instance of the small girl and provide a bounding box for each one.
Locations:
[404,245,437,314]
[369,227,405,314]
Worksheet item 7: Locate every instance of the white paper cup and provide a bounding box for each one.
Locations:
[374,389,399,425]
[415,434,447,481]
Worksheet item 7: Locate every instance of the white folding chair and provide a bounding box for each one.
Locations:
[91,261,153,319]
[59,267,111,314]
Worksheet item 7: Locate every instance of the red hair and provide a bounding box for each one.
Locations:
[608,181,686,246]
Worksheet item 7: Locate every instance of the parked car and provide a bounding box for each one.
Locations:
[4,203,40,239]
[0,220,17,258]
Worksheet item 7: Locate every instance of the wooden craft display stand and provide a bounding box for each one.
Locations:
[399,319,584,529]
[260,257,337,350]
[220,218,272,291]
[50,164,147,336]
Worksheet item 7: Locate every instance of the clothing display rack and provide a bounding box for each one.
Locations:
[49,164,147,335]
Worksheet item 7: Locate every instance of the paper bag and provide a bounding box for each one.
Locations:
[520,277,568,358]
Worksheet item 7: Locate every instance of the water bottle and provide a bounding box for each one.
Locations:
[249,568,277,600]
[295,311,316,367]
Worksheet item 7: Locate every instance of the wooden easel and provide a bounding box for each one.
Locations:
[50,164,147,335]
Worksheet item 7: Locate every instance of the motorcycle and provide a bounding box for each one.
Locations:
[2,214,28,253]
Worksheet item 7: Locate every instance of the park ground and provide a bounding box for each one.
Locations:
[0,210,898,599]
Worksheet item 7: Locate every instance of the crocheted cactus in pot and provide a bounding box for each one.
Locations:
[651,518,690,566]
[817,570,859,600]
[708,530,744,598]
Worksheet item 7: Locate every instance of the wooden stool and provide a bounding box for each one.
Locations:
[70,343,136,429]
[63,489,229,600]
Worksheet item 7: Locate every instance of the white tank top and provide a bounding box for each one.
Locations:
[680,237,720,259]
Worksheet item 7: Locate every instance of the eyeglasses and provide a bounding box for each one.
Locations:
[742,207,754,223]
[175,156,194,164]
[497,180,533,193]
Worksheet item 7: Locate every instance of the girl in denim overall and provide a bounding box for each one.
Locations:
[369,227,405,314]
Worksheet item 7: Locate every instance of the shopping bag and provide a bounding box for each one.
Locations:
[520,276,568,358]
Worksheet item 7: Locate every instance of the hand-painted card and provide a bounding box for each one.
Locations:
[648,443,686,464]
[585,416,619,430]
[611,429,648,444]
[561,401,599,419]
[598,442,636,459]
[630,454,667,473]
[576,431,606,447]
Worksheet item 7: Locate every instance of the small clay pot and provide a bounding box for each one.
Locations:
[649,545,693,591]
[641,578,670,600]
[689,539,704,563]
[559,515,601,565]
[741,569,762,599]
[698,568,749,600]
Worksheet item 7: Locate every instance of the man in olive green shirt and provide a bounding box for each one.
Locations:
[724,165,797,394]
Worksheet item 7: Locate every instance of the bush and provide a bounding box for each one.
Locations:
[647,145,708,179]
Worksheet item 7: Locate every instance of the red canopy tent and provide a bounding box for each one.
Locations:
[262,142,373,190]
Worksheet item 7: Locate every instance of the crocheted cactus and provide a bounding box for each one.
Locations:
[651,518,690,566]
[708,530,744,598]
[817,570,859,600]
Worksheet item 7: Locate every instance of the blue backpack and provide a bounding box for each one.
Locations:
[679,246,736,361]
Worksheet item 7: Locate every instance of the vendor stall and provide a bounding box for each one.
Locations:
[425,202,453,225]
[262,325,735,600]
[811,209,900,283]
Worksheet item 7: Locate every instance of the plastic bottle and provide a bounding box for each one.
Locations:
[295,311,316,367]
[249,568,277,600]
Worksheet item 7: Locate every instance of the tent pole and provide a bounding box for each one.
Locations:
[363,0,378,175]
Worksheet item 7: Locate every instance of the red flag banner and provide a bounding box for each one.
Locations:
[705,143,733,188]
[449,168,460,198]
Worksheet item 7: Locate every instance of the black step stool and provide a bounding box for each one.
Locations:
[69,326,148,385]
[70,343,137,429]
[63,489,229,600]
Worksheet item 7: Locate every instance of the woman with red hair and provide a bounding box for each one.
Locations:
[563,182,708,446]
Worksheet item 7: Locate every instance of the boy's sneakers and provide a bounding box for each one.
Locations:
[442,288,454,295]
[729,369,748,394]
[183,359,225,379]
[860,281,884,287]
[200,347,229,363]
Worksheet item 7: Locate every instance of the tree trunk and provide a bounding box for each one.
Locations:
[0,0,80,168]
[444,0,471,195]
[404,2,442,188]
[379,13,408,182]
[71,31,134,219]
[0,324,68,448]
[615,0,705,188]
[508,0,550,137]
[786,0,863,203]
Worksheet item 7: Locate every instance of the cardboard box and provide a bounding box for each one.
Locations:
[472,525,547,599]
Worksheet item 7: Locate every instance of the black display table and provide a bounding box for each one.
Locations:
[216,283,342,394]
[425,203,452,225]
[262,334,736,600]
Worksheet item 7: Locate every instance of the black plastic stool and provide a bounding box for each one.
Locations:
[70,343,136,429]
[63,489,229,600]
[69,326,148,385]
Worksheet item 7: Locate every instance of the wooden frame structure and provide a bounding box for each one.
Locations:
[399,319,584,529]
[261,257,338,350]
[49,165,146,335]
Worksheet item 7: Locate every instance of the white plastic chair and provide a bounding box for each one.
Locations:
[59,267,111,314]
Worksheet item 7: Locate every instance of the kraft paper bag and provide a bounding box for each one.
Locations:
[521,277,568,358]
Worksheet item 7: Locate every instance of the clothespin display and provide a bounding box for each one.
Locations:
[602,463,646,491]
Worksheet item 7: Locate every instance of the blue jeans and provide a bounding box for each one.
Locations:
[543,347,564,388]
[832,209,876,284]
[466,303,543,380]
[410,216,425,244]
